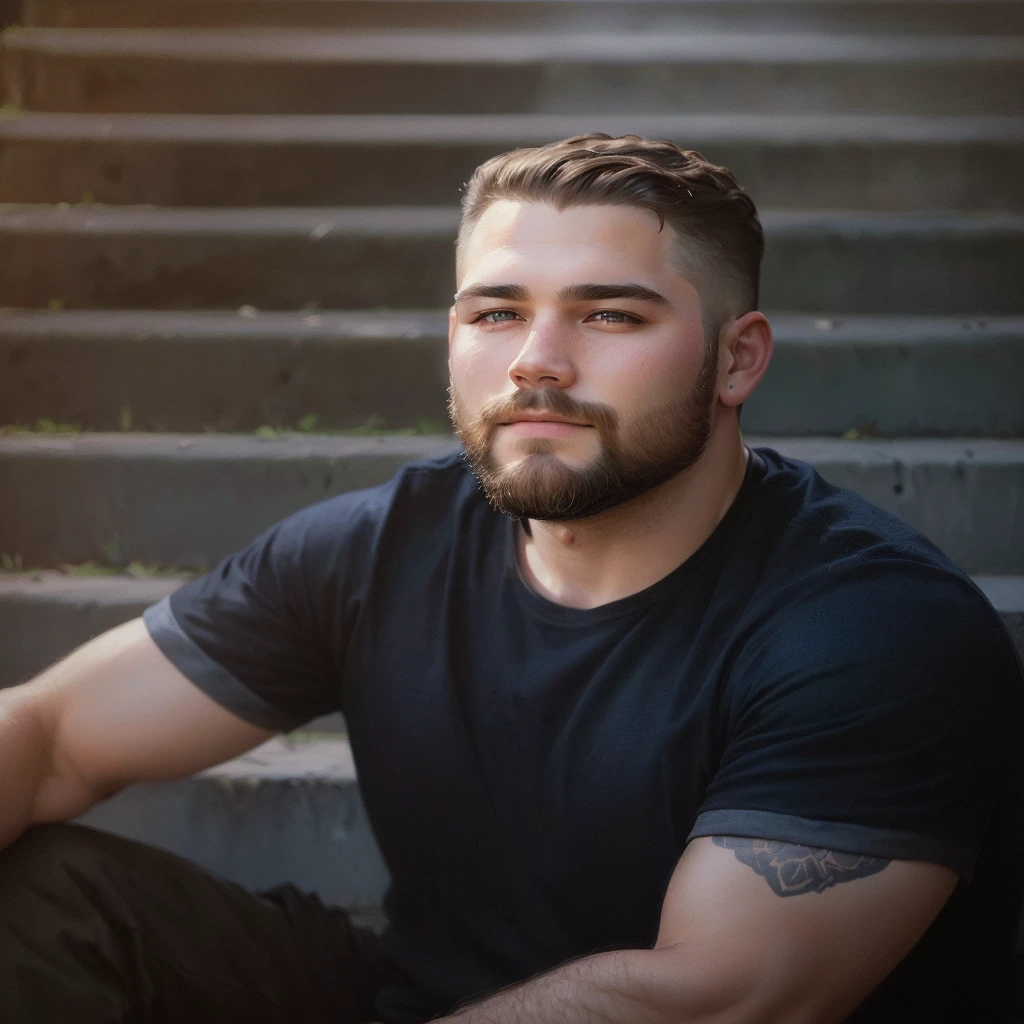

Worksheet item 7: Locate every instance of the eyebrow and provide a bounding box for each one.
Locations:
[454,282,671,306]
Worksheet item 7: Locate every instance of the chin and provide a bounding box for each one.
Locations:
[497,428,593,456]
[497,434,593,464]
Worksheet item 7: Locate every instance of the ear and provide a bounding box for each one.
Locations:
[717,311,773,409]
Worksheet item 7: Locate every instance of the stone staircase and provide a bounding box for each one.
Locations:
[0,0,1022,942]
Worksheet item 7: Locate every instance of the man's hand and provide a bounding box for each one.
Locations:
[437,834,957,1024]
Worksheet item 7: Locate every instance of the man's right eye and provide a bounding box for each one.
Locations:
[472,310,522,324]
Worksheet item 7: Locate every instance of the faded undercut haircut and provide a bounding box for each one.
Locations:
[457,133,765,343]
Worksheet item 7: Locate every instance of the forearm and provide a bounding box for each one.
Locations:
[0,688,98,853]
[440,947,726,1024]
[0,689,52,851]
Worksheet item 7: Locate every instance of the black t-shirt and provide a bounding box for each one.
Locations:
[143,446,1024,1024]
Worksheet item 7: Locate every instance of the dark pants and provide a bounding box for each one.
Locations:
[0,822,402,1023]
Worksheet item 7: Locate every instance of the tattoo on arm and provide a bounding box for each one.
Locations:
[713,836,890,897]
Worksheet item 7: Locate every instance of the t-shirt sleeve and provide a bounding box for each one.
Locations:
[142,493,374,733]
[688,559,1024,881]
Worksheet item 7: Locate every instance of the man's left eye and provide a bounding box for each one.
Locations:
[588,310,642,324]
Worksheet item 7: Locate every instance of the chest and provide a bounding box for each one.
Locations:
[343,583,734,891]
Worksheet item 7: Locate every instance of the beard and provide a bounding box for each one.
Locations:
[448,349,718,522]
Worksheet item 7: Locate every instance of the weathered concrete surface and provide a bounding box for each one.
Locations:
[739,315,1024,438]
[1,206,1022,315]
[25,0,1024,34]
[0,309,455,434]
[0,435,1021,573]
[1,112,1022,210]
[0,204,461,311]
[76,735,391,913]
[4,30,1023,116]
[2,310,1022,437]
[0,571,185,688]
[0,432,462,569]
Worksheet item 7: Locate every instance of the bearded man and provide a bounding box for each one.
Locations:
[0,134,1021,1024]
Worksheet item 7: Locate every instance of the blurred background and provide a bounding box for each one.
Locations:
[0,0,1021,980]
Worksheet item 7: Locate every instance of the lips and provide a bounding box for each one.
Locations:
[500,415,590,427]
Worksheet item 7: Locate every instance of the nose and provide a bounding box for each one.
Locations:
[507,321,577,391]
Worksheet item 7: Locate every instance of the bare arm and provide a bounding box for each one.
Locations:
[0,616,275,852]
[438,836,957,1024]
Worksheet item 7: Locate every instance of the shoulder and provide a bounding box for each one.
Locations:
[751,444,953,573]
[746,550,1014,677]
[210,447,477,597]
[737,448,1022,712]
[748,446,1001,623]
[728,557,1022,766]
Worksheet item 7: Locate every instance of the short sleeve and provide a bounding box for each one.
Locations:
[142,499,358,733]
[688,559,1024,881]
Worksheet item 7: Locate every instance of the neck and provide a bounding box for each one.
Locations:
[516,419,750,610]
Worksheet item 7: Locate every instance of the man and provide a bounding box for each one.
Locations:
[0,134,1021,1024]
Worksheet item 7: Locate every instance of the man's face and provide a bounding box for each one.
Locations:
[448,201,720,522]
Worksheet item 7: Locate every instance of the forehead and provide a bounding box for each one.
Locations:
[457,200,679,286]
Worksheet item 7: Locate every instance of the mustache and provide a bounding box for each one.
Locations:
[476,388,619,433]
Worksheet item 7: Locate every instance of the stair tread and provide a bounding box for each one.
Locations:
[3,110,1023,143]
[2,433,1022,461]
[7,27,1024,62]
[2,204,1022,234]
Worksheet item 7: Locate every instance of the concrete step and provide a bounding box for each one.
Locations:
[3,567,1022,691]
[5,29,1023,116]
[0,570,186,689]
[1,206,1021,315]
[0,432,460,571]
[2,309,1022,438]
[54,575,1024,910]
[0,434,1021,574]
[75,733,390,914]
[25,1,1024,35]
[1,112,1021,210]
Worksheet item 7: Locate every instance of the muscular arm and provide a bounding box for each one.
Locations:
[437,836,957,1024]
[0,616,274,851]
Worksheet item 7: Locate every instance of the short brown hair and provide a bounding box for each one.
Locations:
[457,133,764,339]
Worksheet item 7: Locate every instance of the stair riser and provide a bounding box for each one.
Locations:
[26,1,1024,34]
[8,52,1023,117]
[0,438,461,570]
[1,133,1021,211]
[1,220,1021,315]
[3,323,1023,437]
[0,439,1020,573]
[0,329,454,434]
[0,578,181,689]
[78,774,390,912]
